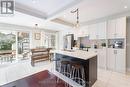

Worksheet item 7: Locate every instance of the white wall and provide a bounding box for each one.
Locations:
[30,31,42,48]
[126,19,130,71]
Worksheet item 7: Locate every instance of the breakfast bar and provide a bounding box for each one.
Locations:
[54,50,97,87]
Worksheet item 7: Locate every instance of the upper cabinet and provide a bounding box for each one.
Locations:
[97,22,107,39]
[77,26,89,38]
[116,17,126,38]
[77,17,126,40]
[107,19,116,39]
[88,22,106,40]
[107,17,126,39]
[88,24,97,40]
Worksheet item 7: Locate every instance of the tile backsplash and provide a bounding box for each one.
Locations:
[78,36,125,50]
[78,36,107,49]
[90,39,107,49]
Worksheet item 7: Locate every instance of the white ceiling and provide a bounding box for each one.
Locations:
[1,0,130,30]
[15,0,82,19]
[0,11,72,31]
[0,0,83,31]
[58,0,130,24]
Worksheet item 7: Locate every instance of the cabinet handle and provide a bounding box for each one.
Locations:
[114,33,117,37]
[114,50,117,54]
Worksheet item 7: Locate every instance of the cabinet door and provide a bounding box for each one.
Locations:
[97,48,107,69]
[83,26,89,37]
[97,22,107,39]
[78,28,88,37]
[88,24,98,40]
[107,19,116,39]
[107,48,116,71]
[115,49,126,73]
[116,17,126,38]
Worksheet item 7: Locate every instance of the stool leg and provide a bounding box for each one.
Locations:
[71,67,74,80]
[67,64,71,78]
[82,68,86,87]
[70,66,86,87]
[77,69,80,84]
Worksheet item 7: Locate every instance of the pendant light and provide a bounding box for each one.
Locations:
[34,24,41,40]
[71,8,80,28]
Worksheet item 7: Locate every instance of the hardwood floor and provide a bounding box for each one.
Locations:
[1,70,72,87]
[1,60,130,87]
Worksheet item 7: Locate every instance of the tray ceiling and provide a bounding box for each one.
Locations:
[14,0,130,27]
[57,0,130,25]
[15,0,82,19]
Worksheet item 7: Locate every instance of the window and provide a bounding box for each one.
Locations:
[44,33,56,49]
[17,32,30,59]
[0,30,16,62]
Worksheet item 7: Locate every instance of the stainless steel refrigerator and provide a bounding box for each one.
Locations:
[63,34,74,50]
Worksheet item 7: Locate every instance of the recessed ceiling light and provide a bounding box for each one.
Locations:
[63,15,66,18]
[32,0,36,3]
[124,5,128,9]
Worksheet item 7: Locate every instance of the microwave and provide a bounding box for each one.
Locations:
[114,41,123,48]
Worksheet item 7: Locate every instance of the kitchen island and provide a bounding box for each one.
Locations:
[54,50,97,87]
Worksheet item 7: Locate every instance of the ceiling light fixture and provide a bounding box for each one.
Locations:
[63,15,66,18]
[32,0,37,3]
[71,8,80,28]
[124,5,128,9]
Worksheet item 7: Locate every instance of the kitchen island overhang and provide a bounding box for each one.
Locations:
[54,50,97,87]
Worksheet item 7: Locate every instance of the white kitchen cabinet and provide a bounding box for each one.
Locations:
[97,48,107,69]
[88,24,97,39]
[115,49,126,73]
[77,26,89,38]
[107,48,116,71]
[107,17,126,39]
[116,17,126,38]
[88,22,106,40]
[97,22,107,39]
[107,48,126,73]
[107,19,116,39]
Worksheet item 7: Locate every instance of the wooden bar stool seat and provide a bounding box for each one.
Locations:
[59,61,71,78]
[70,62,86,87]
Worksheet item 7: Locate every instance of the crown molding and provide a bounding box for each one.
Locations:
[15,0,84,21]
[46,0,84,21]
[51,18,75,27]
[0,22,58,33]
[81,10,130,27]
[15,2,47,19]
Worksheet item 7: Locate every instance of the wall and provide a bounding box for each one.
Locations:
[126,19,130,71]
[0,23,58,49]
[30,30,43,48]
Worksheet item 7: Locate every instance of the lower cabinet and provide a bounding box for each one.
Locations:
[107,48,116,71]
[97,48,107,69]
[107,48,126,73]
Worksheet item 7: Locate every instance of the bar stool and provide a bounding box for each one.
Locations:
[59,61,71,78]
[58,60,72,87]
[70,62,86,87]
[50,58,61,71]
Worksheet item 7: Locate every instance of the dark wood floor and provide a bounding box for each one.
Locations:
[1,70,72,87]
